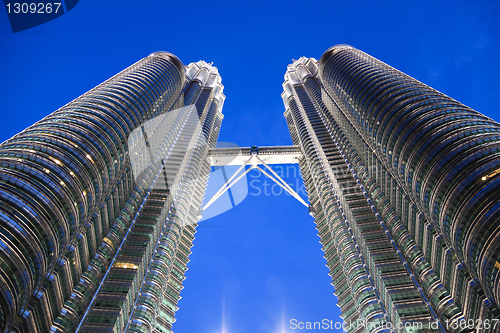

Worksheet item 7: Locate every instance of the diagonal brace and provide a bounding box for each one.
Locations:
[202,153,310,214]
[255,164,309,207]
[203,157,253,211]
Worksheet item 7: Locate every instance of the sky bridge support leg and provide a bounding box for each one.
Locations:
[202,154,309,214]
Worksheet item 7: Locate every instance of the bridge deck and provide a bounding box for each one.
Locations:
[208,145,302,166]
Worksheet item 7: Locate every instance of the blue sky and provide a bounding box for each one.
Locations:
[1,1,500,332]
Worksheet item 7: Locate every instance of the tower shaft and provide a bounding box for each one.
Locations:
[283,46,500,332]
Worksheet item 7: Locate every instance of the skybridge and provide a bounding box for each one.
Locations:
[203,145,309,211]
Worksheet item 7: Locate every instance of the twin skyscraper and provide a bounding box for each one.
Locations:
[0,46,499,333]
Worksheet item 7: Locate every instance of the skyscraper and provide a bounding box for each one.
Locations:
[2,44,500,333]
[0,53,224,333]
[283,45,500,332]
